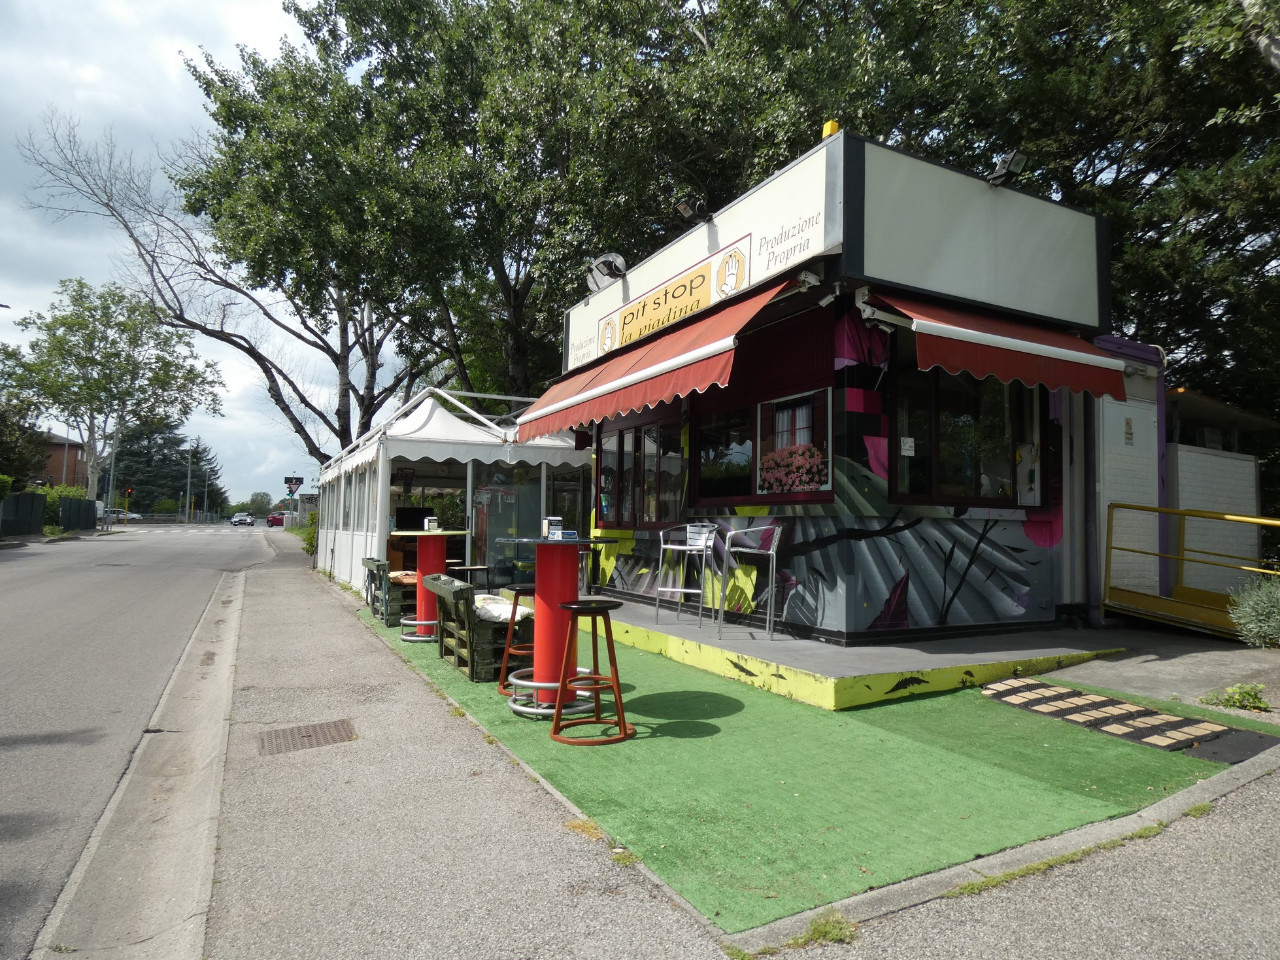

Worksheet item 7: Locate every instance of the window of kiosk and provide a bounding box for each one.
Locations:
[693,390,832,504]
[757,389,832,495]
[695,407,753,500]
[595,414,683,529]
[892,336,1039,507]
[598,433,618,524]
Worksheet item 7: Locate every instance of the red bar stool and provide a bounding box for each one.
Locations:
[551,599,635,746]
[497,584,536,697]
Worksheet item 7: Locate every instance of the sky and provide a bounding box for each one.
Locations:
[0,1,320,504]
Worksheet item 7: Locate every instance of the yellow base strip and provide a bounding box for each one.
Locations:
[603,616,1121,710]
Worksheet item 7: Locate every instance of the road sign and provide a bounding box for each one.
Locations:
[285,475,303,495]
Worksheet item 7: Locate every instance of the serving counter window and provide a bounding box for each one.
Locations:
[691,387,833,504]
[892,335,1039,507]
[697,408,753,499]
[596,413,684,529]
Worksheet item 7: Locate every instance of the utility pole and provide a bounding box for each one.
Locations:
[184,444,193,524]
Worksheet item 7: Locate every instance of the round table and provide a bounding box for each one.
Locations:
[496,537,617,706]
[388,530,467,637]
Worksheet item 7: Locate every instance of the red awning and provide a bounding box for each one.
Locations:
[873,292,1127,401]
[517,279,791,441]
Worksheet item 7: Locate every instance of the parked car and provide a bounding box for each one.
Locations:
[231,512,255,526]
[266,512,285,527]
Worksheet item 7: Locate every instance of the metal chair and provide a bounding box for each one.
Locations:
[655,523,718,626]
[718,524,781,639]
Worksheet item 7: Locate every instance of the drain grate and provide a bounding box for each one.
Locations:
[259,719,356,756]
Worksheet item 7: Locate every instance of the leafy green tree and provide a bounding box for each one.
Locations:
[113,421,229,515]
[2,279,224,498]
[248,491,274,516]
[20,112,443,467]
[0,399,48,491]
[41,483,87,528]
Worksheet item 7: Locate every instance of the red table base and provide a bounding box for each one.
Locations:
[532,542,582,704]
[414,535,449,636]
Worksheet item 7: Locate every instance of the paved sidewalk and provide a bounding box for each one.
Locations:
[203,542,1280,959]
[204,544,726,959]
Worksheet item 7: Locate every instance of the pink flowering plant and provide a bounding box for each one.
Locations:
[758,443,829,493]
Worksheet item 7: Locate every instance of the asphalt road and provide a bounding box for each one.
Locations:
[0,526,271,960]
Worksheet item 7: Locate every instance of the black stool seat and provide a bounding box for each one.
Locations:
[559,599,623,614]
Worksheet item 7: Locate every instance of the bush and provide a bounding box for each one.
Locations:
[42,484,88,528]
[0,475,12,501]
[1200,683,1269,712]
[1228,575,1280,648]
[301,511,318,556]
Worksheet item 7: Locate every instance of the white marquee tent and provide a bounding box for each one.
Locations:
[316,387,590,589]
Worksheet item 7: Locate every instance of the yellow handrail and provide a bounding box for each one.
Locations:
[1103,501,1280,637]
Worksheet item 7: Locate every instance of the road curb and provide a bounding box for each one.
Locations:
[29,571,244,960]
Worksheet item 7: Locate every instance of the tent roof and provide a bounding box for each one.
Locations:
[320,388,588,483]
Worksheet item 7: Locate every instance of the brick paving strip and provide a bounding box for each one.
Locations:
[982,677,1280,760]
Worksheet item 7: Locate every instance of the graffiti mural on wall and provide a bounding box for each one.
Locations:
[597,496,1056,641]
[594,309,1063,642]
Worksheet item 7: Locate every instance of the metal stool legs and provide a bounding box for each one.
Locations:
[717,526,780,639]
[497,584,536,697]
[551,600,634,745]
[655,523,718,626]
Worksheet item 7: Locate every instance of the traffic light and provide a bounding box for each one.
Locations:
[126,487,134,495]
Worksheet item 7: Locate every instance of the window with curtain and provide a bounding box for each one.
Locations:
[757,389,831,494]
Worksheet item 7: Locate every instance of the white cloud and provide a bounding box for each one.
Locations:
[0,0,315,503]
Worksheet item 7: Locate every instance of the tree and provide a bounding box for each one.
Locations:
[0,353,48,489]
[21,0,1279,493]
[20,112,448,467]
[113,420,229,515]
[248,491,274,516]
[2,279,224,498]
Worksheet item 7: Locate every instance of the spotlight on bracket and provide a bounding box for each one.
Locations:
[675,195,711,223]
[987,150,1028,187]
[586,253,627,293]
[796,270,822,293]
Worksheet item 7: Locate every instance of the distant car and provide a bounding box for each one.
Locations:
[105,508,142,522]
[266,512,285,527]
[231,512,255,526]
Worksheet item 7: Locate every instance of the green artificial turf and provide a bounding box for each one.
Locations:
[364,613,1225,933]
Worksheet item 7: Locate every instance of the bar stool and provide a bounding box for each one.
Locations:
[655,522,718,625]
[497,584,536,697]
[718,524,781,639]
[551,599,634,745]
